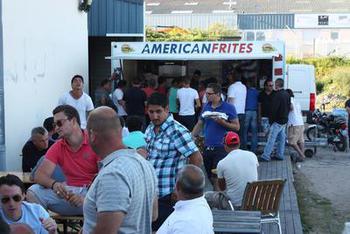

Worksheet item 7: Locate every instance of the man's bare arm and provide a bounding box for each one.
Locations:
[218,178,226,191]
[34,159,56,188]
[152,196,158,222]
[92,211,125,234]
[191,119,204,137]
[213,117,240,132]
[188,151,203,167]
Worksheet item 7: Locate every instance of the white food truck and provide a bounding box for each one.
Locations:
[109,41,315,116]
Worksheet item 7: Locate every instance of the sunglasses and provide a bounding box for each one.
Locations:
[1,194,22,204]
[53,118,68,128]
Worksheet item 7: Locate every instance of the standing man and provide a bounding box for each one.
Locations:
[22,127,54,172]
[83,107,157,234]
[217,132,259,208]
[258,79,275,134]
[112,80,128,121]
[345,98,350,144]
[286,89,306,161]
[94,79,117,111]
[243,79,259,153]
[58,75,94,129]
[192,83,240,190]
[124,78,147,127]
[27,105,99,215]
[157,165,213,234]
[145,92,203,230]
[177,77,201,131]
[260,79,291,161]
[227,71,247,142]
[190,69,201,91]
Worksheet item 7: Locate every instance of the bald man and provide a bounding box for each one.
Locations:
[83,107,158,234]
[157,165,214,234]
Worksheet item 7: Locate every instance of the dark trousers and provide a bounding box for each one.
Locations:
[152,194,175,231]
[203,146,227,179]
[177,115,196,131]
[238,114,246,149]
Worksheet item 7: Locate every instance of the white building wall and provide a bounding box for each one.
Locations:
[2,1,89,170]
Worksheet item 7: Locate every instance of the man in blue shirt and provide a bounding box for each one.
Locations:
[192,83,239,190]
[243,79,259,153]
[145,92,203,231]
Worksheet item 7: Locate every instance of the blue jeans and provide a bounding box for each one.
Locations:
[243,110,258,153]
[262,123,286,160]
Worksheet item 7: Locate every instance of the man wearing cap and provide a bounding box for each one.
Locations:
[217,131,259,208]
[58,75,94,129]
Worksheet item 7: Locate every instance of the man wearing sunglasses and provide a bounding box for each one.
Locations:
[0,174,57,234]
[192,83,239,191]
[27,105,99,215]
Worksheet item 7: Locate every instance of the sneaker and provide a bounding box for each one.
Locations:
[258,157,269,162]
[271,156,284,161]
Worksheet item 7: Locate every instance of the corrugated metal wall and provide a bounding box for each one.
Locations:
[88,0,144,36]
[146,13,238,30]
[238,14,294,30]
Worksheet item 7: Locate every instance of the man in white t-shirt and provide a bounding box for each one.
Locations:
[227,72,247,143]
[58,75,94,129]
[157,165,213,234]
[177,77,201,131]
[112,80,127,120]
[217,131,259,207]
[286,89,305,161]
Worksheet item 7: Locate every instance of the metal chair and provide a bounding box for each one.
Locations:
[241,179,286,234]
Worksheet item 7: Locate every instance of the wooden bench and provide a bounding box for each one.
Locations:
[212,210,261,234]
[50,213,83,234]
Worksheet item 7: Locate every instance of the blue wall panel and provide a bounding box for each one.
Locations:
[88,0,144,36]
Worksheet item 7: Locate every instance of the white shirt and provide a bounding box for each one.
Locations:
[217,149,259,206]
[58,92,94,129]
[177,87,199,116]
[288,98,304,126]
[227,81,247,114]
[157,196,214,234]
[112,88,127,116]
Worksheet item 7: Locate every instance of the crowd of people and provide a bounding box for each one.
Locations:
[0,70,307,233]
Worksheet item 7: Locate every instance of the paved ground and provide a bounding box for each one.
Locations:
[293,146,350,233]
[296,147,350,212]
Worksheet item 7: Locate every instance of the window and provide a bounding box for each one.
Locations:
[331,32,339,40]
[246,31,255,41]
[256,32,266,41]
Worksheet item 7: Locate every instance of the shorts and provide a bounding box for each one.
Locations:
[288,125,304,145]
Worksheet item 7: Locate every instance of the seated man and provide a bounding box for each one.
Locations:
[43,117,59,142]
[27,105,99,215]
[217,132,259,208]
[22,127,54,172]
[157,165,213,234]
[0,174,57,234]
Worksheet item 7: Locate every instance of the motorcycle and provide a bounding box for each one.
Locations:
[306,109,347,152]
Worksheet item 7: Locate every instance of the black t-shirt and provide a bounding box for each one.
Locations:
[124,87,147,116]
[22,140,54,172]
[258,90,275,118]
[270,89,291,125]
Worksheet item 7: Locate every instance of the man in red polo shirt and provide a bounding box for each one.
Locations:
[27,105,99,215]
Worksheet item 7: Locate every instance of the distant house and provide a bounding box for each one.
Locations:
[145,0,350,57]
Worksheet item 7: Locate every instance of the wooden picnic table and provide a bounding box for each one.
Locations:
[213,210,261,234]
[0,171,33,184]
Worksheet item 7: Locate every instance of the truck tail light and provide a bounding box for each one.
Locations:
[310,93,316,112]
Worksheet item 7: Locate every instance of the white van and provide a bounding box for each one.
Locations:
[286,64,316,121]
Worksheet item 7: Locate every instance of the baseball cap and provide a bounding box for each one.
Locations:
[223,131,240,147]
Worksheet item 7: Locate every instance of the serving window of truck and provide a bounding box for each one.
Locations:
[109,41,285,89]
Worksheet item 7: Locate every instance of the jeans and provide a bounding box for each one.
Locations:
[238,114,246,149]
[243,110,258,153]
[262,122,286,160]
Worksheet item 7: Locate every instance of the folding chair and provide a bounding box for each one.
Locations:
[241,179,286,234]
